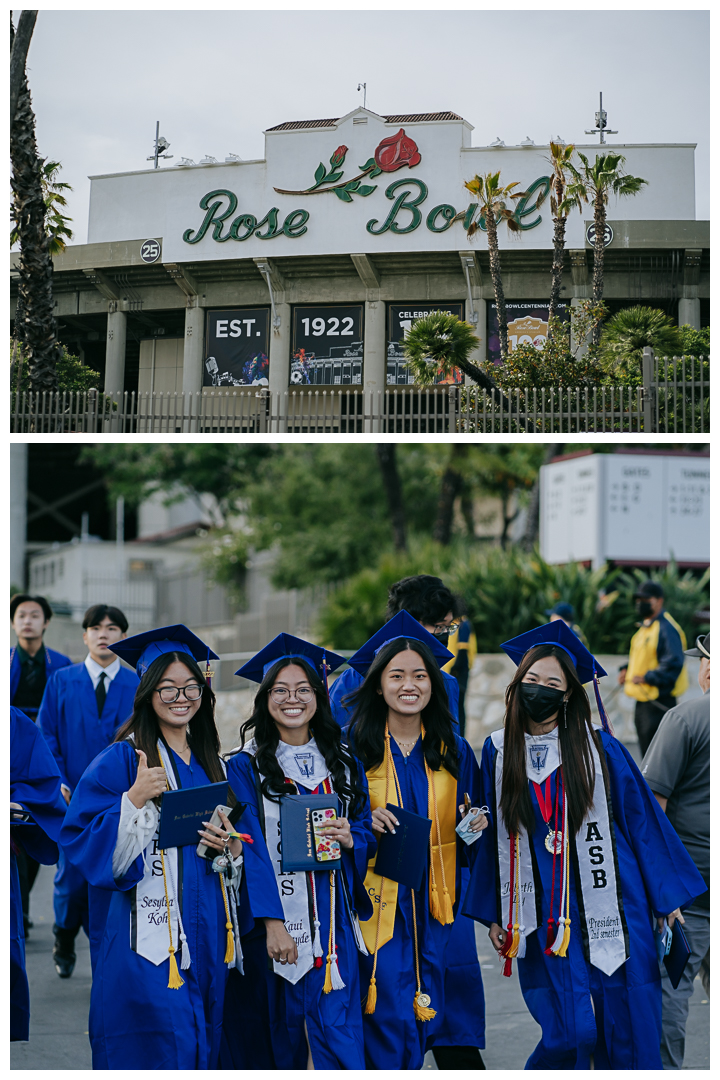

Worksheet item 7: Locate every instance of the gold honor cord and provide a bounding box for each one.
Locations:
[363,722,457,1021]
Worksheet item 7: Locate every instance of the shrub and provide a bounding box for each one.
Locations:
[11,341,103,394]
[316,541,709,657]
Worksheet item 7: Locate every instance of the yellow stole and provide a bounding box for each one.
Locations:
[361,724,457,954]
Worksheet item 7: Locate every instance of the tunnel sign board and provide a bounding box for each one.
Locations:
[291,304,364,385]
[540,454,710,567]
[203,307,270,386]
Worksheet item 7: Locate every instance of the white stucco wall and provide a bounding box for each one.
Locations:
[86,108,696,261]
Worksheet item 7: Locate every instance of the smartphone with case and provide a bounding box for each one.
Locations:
[196,802,245,860]
[311,807,341,862]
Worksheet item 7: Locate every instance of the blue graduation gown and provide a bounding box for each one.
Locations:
[10,645,73,718]
[360,735,483,1070]
[220,750,376,1070]
[333,665,485,1056]
[10,708,65,1041]
[60,740,239,1070]
[464,730,707,1070]
[38,662,140,944]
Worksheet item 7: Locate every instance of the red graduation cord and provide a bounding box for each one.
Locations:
[544,772,562,954]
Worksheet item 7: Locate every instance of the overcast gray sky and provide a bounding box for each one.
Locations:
[21,9,709,244]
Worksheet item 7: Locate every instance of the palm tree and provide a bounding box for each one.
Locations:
[564,153,647,343]
[464,171,524,360]
[10,13,61,392]
[12,160,73,255]
[401,312,536,432]
[375,444,407,551]
[598,305,683,377]
[545,141,576,333]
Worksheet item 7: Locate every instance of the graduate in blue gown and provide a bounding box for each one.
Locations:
[344,613,488,1071]
[60,625,249,1070]
[463,621,707,1070]
[38,604,139,977]
[329,578,485,1070]
[11,707,66,1041]
[10,594,72,720]
[221,634,375,1070]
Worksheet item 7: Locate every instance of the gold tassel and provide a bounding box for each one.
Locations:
[556,918,571,957]
[413,991,437,1022]
[167,946,184,989]
[364,977,378,1014]
[323,955,333,994]
[442,887,454,926]
[429,882,444,922]
[507,923,520,958]
[224,921,234,964]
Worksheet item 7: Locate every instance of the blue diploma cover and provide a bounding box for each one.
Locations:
[157,781,229,849]
[280,793,341,872]
[373,803,431,892]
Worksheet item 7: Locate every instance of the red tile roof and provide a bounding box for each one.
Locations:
[266,111,465,131]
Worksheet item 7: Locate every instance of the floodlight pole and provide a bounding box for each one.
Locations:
[584,92,618,144]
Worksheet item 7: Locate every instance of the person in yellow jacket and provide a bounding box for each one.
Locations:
[618,581,688,756]
[443,615,477,738]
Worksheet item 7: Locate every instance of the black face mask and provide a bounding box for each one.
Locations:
[519,683,566,724]
[433,630,450,646]
[636,600,654,619]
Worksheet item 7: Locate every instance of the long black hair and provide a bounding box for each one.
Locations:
[500,644,606,838]
[347,637,459,777]
[238,657,366,817]
[114,651,228,789]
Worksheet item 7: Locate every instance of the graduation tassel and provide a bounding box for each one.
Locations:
[219,873,235,965]
[499,831,517,973]
[413,990,436,1023]
[159,849,184,989]
[365,977,378,1014]
[593,664,614,736]
[323,870,344,992]
[410,890,436,1022]
[309,873,324,966]
[165,849,192,970]
[552,775,571,958]
[363,874,385,1014]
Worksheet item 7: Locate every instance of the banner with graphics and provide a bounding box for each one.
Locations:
[291,304,364,386]
[487,301,570,365]
[387,303,464,385]
[204,308,270,386]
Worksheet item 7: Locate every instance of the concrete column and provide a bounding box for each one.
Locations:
[362,300,386,432]
[104,305,127,394]
[465,297,486,384]
[268,303,291,395]
[678,297,701,331]
[11,443,28,590]
[183,301,205,392]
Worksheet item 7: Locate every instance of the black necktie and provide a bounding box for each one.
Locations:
[96,671,107,717]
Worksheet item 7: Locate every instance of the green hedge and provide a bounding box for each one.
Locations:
[316,541,709,656]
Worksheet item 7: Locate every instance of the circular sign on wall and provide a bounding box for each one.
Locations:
[140,238,162,263]
[585,223,613,247]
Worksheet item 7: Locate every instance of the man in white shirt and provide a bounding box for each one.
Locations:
[38,605,139,977]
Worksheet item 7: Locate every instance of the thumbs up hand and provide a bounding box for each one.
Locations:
[128,749,167,809]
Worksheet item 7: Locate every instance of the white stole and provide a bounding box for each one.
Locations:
[243,737,331,985]
[129,740,242,972]
[491,727,629,976]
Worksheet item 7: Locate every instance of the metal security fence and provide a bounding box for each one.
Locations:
[10,350,708,434]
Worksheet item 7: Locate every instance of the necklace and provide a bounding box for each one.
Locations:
[532,775,563,854]
[393,735,419,758]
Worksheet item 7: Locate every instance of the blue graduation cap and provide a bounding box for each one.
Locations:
[235,633,346,685]
[501,621,613,735]
[109,624,219,679]
[347,611,454,677]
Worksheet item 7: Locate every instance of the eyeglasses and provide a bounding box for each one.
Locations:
[156,684,204,703]
[270,687,315,704]
[432,621,460,635]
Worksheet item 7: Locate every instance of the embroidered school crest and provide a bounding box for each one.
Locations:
[529,745,549,772]
[294,752,315,779]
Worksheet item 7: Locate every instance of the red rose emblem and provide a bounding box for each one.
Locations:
[330,145,348,167]
[373,129,421,173]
